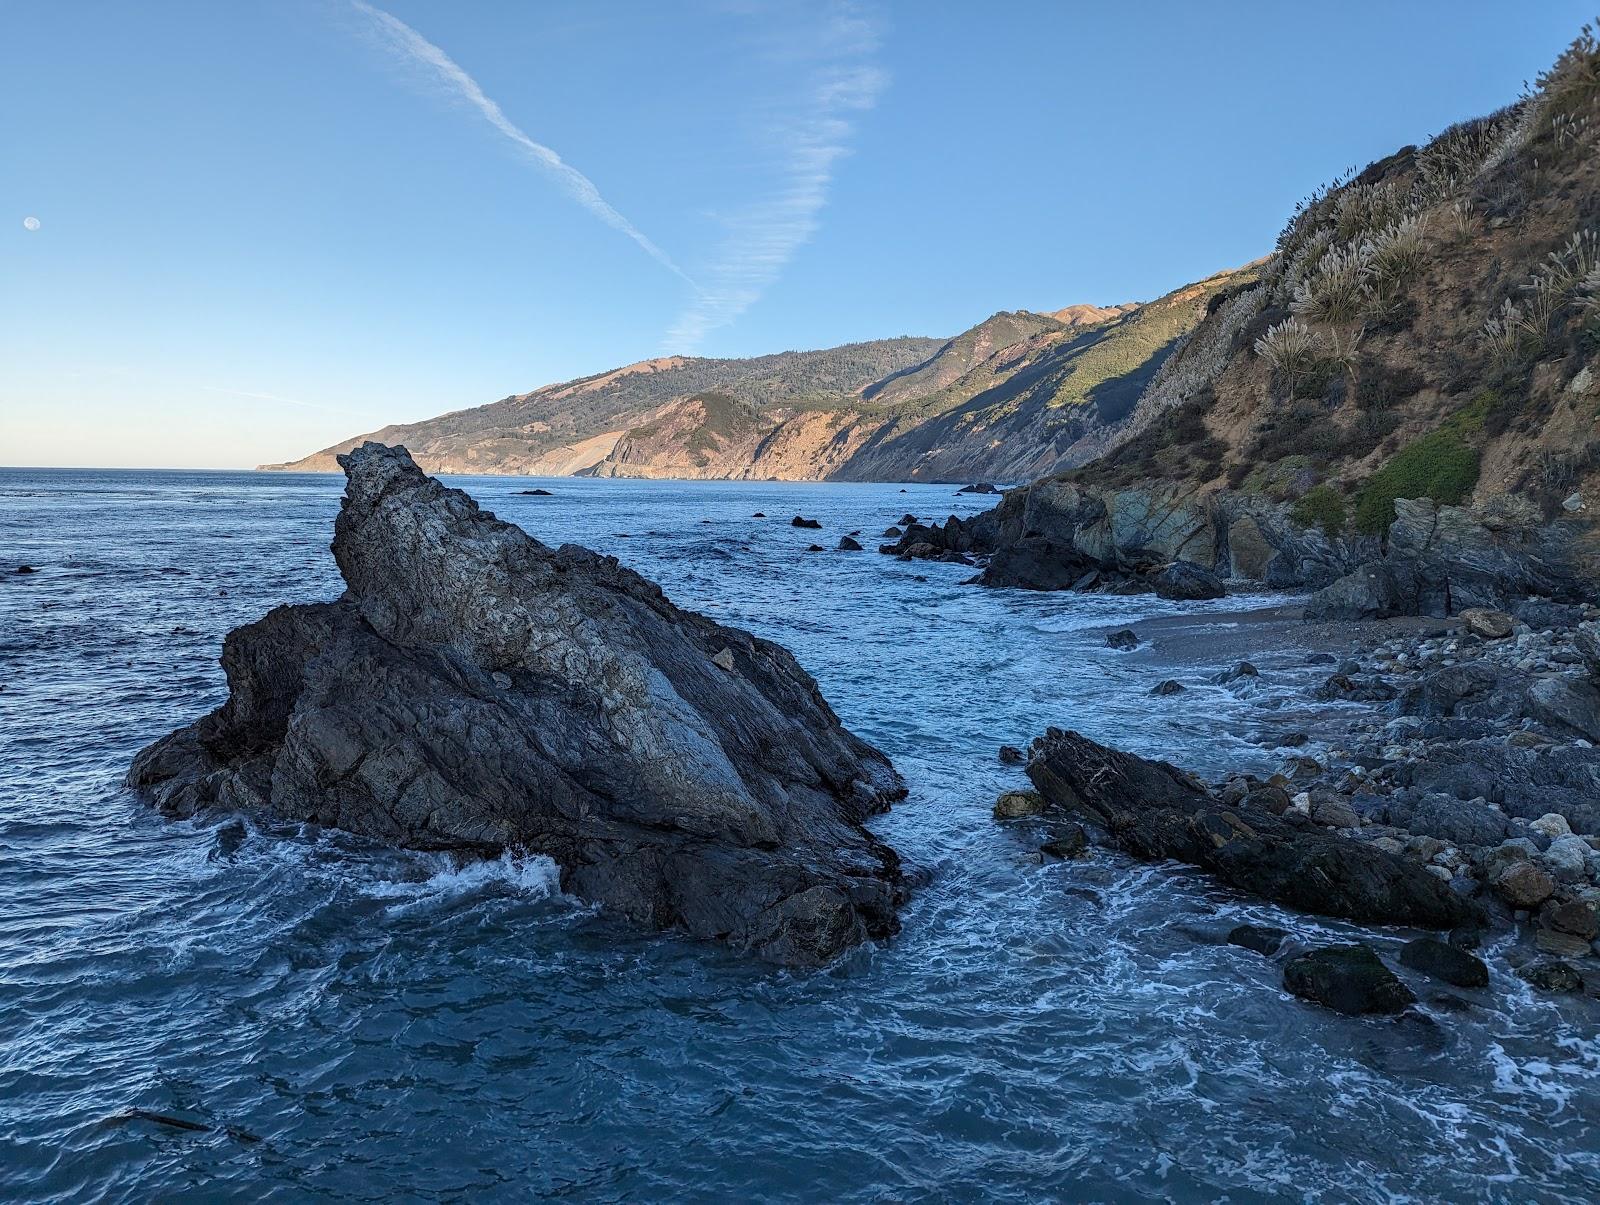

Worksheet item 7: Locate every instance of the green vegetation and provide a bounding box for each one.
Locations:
[1290,485,1348,537]
[1353,429,1481,534]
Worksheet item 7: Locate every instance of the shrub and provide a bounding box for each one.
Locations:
[1292,243,1373,324]
[1253,317,1322,386]
[1353,430,1481,534]
[1291,485,1349,537]
[1366,215,1428,295]
[1537,20,1600,117]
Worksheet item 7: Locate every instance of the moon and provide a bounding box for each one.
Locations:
[22,216,40,231]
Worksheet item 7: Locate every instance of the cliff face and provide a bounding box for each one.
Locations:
[263,277,1246,482]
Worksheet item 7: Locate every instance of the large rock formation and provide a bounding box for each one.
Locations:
[1024,728,1479,928]
[128,443,908,966]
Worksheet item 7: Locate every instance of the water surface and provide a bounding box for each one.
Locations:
[2,468,1596,1202]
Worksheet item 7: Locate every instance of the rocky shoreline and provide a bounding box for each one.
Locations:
[993,595,1600,1012]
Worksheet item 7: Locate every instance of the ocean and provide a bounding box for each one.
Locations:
[2,467,1596,1202]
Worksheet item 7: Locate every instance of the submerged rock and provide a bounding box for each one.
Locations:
[1283,945,1416,1015]
[127,443,907,966]
[1025,729,1478,928]
[1228,924,1290,957]
[1398,937,1489,988]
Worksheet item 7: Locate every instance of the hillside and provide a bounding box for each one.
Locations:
[262,279,1243,482]
[889,22,1600,609]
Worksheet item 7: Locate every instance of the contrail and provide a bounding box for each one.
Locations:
[351,1,692,285]
[666,3,885,351]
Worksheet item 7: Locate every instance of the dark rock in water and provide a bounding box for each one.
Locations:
[1283,945,1416,1015]
[978,539,1099,591]
[1519,960,1584,993]
[1228,924,1290,957]
[956,482,1000,495]
[1398,938,1489,988]
[1106,628,1140,651]
[994,789,1046,820]
[1306,652,1338,666]
[837,536,863,552]
[1040,825,1088,859]
[752,512,766,518]
[15,565,37,574]
[806,544,825,553]
[882,526,903,538]
[998,744,1025,765]
[126,443,907,967]
[518,488,554,496]
[1025,729,1479,928]
[1151,560,1225,601]
[791,516,822,529]
[1216,661,1259,684]
[899,514,918,527]
[1151,679,1185,696]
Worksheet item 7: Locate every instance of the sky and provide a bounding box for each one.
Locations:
[1,1,1593,469]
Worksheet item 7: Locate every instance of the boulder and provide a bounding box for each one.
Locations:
[1040,824,1088,859]
[994,789,1047,820]
[1398,937,1489,988]
[1519,960,1584,993]
[1524,676,1600,743]
[1151,679,1186,697]
[1303,561,1420,621]
[791,516,822,529]
[837,536,863,552]
[1459,608,1514,640]
[127,443,907,967]
[1492,861,1556,909]
[1283,945,1417,1015]
[1543,898,1599,940]
[1150,560,1226,601]
[957,482,1000,495]
[1025,729,1479,928]
[998,744,1026,765]
[1106,628,1141,651]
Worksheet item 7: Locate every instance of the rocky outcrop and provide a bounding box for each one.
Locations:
[128,443,907,966]
[880,477,1382,595]
[1305,499,1595,620]
[1024,728,1479,928]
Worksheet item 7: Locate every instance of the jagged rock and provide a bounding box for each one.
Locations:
[837,536,863,552]
[1398,937,1489,988]
[1459,608,1514,640]
[1150,559,1225,601]
[1217,661,1259,684]
[791,516,822,529]
[1283,945,1416,1016]
[1227,924,1289,957]
[1106,628,1141,651]
[1524,676,1600,743]
[998,744,1025,765]
[1303,560,1421,621]
[127,443,907,966]
[1151,679,1185,696]
[1025,728,1478,928]
[899,513,918,527]
[957,482,1000,494]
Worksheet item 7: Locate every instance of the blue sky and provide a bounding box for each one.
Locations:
[2,1,1592,468]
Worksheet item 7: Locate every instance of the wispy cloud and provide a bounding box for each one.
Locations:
[666,2,886,351]
[349,0,691,284]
